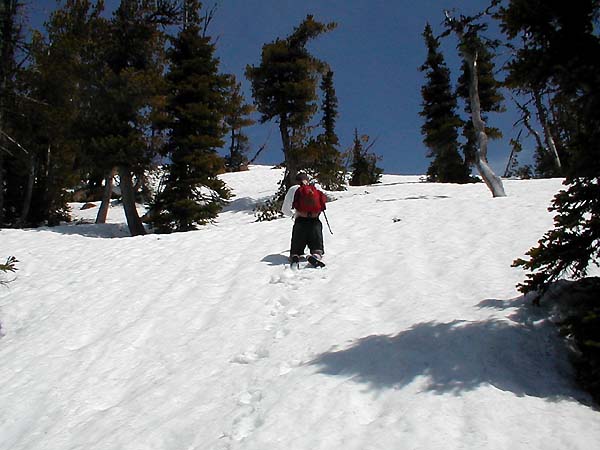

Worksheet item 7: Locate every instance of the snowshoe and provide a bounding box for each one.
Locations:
[307,255,326,268]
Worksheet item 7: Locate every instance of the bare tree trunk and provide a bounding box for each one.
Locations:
[96,167,115,224]
[503,130,521,178]
[465,53,506,197]
[533,90,561,171]
[118,165,146,236]
[279,117,297,191]
[519,102,545,152]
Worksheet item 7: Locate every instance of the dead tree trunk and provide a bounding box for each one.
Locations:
[533,90,561,171]
[464,52,506,197]
[96,167,115,224]
[444,10,506,197]
[279,116,298,191]
[118,165,146,236]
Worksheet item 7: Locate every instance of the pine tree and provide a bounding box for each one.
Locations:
[349,129,382,186]
[246,15,336,190]
[95,0,177,236]
[504,0,600,294]
[12,0,105,226]
[500,0,597,178]
[223,76,255,172]
[444,8,506,197]
[501,0,600,403]
[0,0,25,226]
[149,0,230,233]
[419,23,470,184]
[315,70,345,190]
[456,33,505,170]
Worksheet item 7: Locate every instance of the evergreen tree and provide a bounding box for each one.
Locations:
[149,0,230,233]
[444,8,506,197]
[314,70,345,190]
[0,0,25,225]
[504,0,600,294]
[11,0,105,226]
[419,23,470,183]
[501,0,600,403]
[223,76,255,172]
[457,35,504,135]
[246,15,336,190]
[500,0,597,178]
[349,128,382,186]
[456,33,504,169]
[96,0,178,236]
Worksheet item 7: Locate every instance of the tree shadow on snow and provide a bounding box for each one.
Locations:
[309,296,590,404]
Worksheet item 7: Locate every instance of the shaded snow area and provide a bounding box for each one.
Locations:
[1,165,599,450]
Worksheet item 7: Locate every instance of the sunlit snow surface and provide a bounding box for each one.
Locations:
[1,166,599,450]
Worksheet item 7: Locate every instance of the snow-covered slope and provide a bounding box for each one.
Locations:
[1,166,598,450]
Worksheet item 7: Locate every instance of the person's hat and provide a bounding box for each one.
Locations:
[295,172,309,182]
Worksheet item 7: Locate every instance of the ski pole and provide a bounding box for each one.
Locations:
[323,210,333,235]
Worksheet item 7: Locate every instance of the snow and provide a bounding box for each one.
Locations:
[1,165,599,450]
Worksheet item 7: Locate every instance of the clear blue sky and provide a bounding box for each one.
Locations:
[28,0,522,175]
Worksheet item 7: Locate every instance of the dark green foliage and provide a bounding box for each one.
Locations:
[149,2,231,233]
[534,145,562,178]
[456,31,505,156]
[0,255,17,285]
[0,0,26,226]
[93,0,179,235]
[504,137,533,179]
[507,0,600,294]
[246,15,336,189]
[0,0,22,202]
[504,0,600,405]
[254,182,286,222]
[255,197,285,222]
[557,282,600,404]
[536,278,600,404]
[314,70,345,191]
[349,129,382,186]
[10,0,106,226]
[499,0,600,178]
[419,24,470,184]
[513,178,600,293]
[457,34,505,118]
[223,77,255,172]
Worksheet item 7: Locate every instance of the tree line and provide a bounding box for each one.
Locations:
[419,0,598,191]
[421,0,599,403]
[0,0,381,234]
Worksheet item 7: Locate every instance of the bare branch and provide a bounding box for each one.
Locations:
[202,1,220,37]
[249,125,273,164]
[0,144,15,156]
[0,130,29,154]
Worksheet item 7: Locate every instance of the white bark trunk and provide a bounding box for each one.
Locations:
[533,91,561,170]
[466,53,506,197]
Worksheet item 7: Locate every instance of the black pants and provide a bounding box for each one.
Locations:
[290,217,324,257]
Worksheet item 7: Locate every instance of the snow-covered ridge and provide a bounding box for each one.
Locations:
[1,166,598,450]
